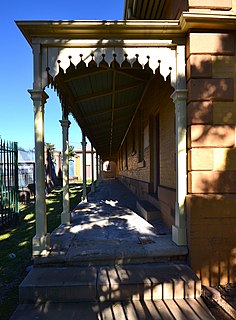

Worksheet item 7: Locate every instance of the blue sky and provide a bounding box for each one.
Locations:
[0,0,124,151]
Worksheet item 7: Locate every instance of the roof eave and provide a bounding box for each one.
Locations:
[16,13,236,48]
[16,20,183,46]
[180,11,236,32]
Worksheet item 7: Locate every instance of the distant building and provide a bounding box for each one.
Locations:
[18,148,61,192]
[18,148,35,189]
[70,149,97,182]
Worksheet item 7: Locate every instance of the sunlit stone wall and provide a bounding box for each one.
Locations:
[186,30,236,286]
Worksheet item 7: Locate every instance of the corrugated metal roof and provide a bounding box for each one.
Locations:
[15,20,182,161]
[124,0,166,20]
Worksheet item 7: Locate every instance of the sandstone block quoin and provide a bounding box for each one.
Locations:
[213,148,236,171]
[188,0,232,10]
[188,171,236,193]
[187,33,235,57]
[188,148,213,171]
[188,101,213,125]
[187,55,212,79]
[188,78,234,102]
[213,102,236,124]
[186,193,236,286]
[188,124,235,147]
[186,194,236,219]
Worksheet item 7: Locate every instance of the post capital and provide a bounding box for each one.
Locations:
[28,89,49,103]
[59,119,71,128]
[170,89,188,104]
[81,141,87,147]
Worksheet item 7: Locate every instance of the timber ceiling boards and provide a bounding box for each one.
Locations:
[50,53,155,160]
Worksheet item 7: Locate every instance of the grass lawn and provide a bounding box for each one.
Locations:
[0,184,83,320]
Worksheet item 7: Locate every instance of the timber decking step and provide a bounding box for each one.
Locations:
[136,200,161,222]
[19,263,201,304]
[10,298,216,320]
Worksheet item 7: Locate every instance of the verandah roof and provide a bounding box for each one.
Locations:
[50,52,174,160]
[16,20,185,160]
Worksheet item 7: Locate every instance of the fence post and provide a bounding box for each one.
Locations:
[14,142,19,214]
[0,139,18,228]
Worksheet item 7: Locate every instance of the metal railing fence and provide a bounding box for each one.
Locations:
[0,140,19,228]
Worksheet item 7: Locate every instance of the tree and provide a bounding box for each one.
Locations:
[45,142,55,158]
[68,145,76,161]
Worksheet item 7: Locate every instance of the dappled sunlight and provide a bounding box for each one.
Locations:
[0,228,17,243]
[187,191,236,286]
[187,37,236,286]
[69,225,82,233]
[70,198,158,238]
[0,232,11,241]
[195,246,236,286]
[18,240,28,247]
[11,297,214,319]
[15,260,211,318]
[191,125,233,146]
[24,224,34,231]
[0,184,82,318]
[105,199,118,207]
[24,213,34,221]
[69,217,109,234]
[192,147,236,193]
[42,180,185,270]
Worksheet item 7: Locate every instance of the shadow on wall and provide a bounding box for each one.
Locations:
[187,32,236,285]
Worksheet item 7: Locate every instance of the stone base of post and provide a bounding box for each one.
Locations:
[172,225,187,246]
[61,211,71,225]
[172,201,187,246]
[32,233,50,256]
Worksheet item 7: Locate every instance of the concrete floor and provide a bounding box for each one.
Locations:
[34,179,187,266]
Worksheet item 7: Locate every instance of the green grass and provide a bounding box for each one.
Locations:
[0,185,82,320]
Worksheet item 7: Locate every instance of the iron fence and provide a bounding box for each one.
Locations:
[0,140,19,228]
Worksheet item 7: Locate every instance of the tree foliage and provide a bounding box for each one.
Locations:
[45,142,55,158]
[69,145,76,160]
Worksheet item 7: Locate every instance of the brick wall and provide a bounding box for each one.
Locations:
[160,99,175,189]
[118,74,176,225]
[187,31,236,285]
